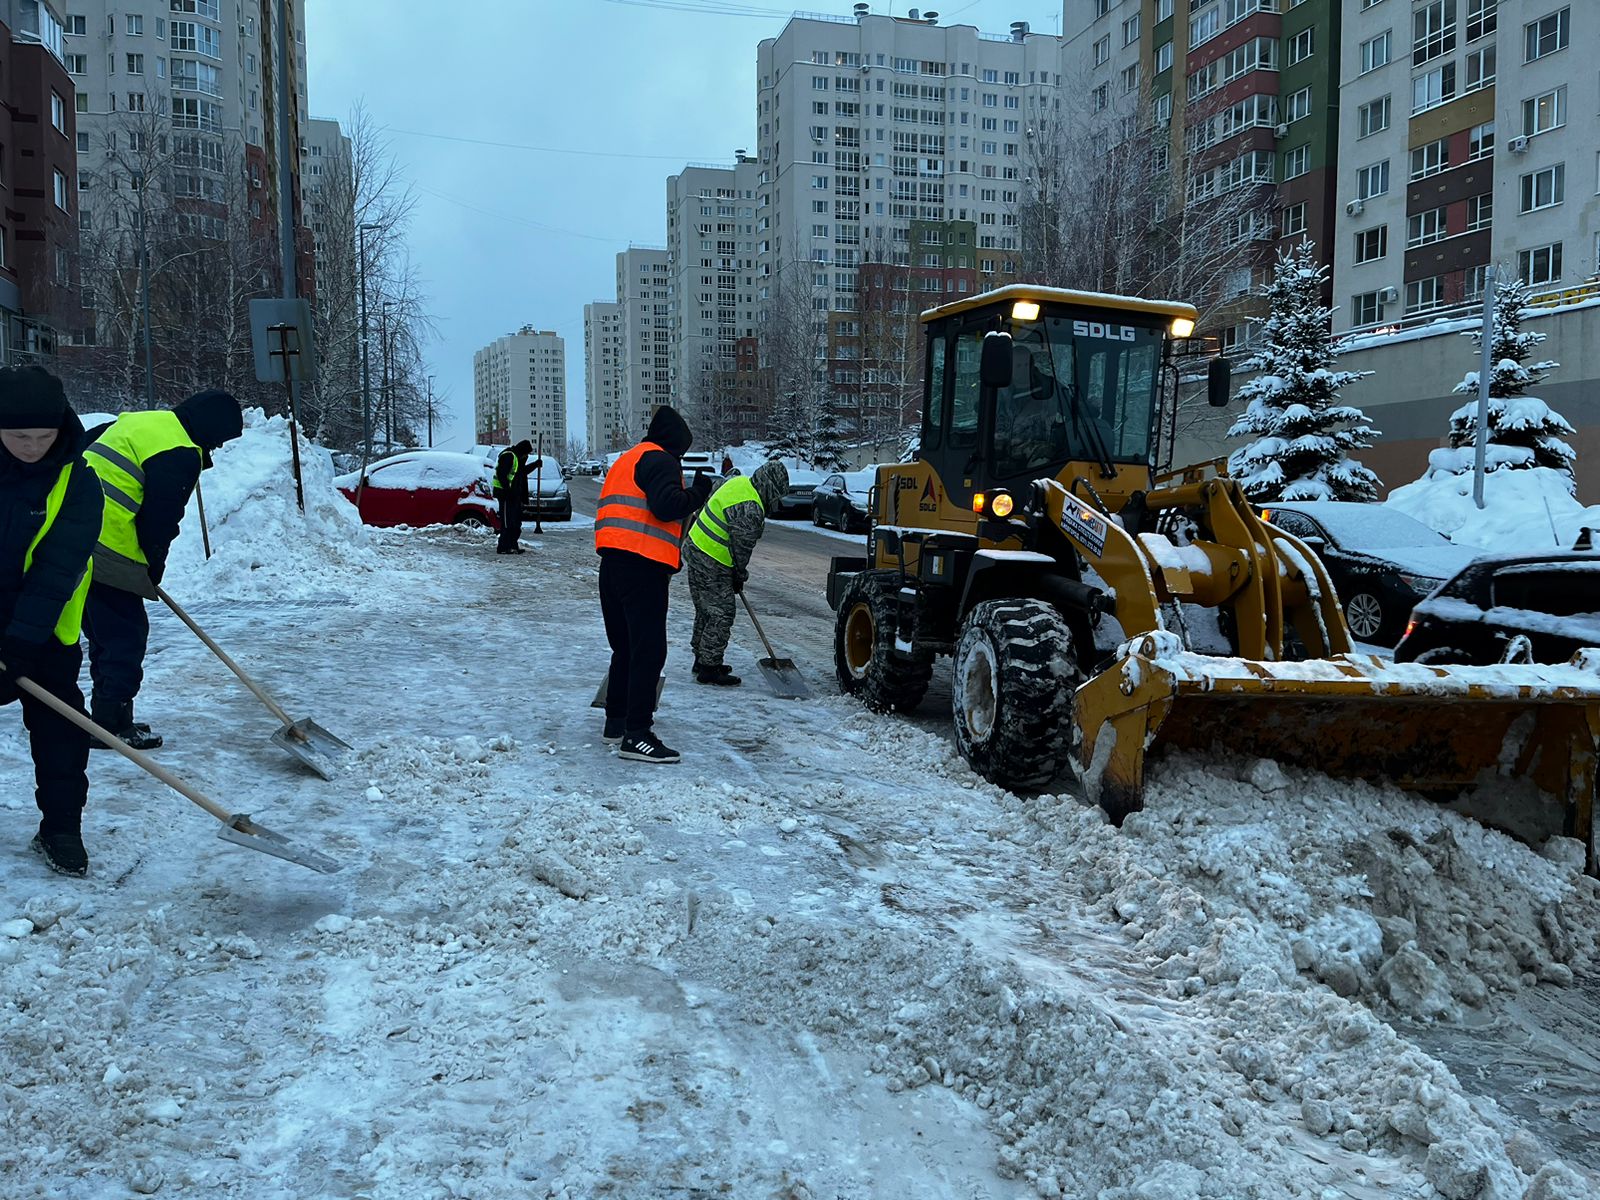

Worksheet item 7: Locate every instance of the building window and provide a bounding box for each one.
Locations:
[1407,207,1448,247]
[1522,87,1566,136]
[50,91,65,133]
[1413,63,1456,113]
[1283,145,1309,179]
[1091,84,1109,112]
[1357,96,1391,138]
[1287,28,1314,65]
[1464,44,1495,91]
[1155,42,1173,73]
[1190,7,1221,48]
[67,14,86,36]
[1123,13,1140,45]
[1122,64,1139,93]
[1354,227,1388,263]
[1357,160,1390,199]
[1524,8,1570,61]
[65,53,86,74]
[1466,0,1498,42]
[1285,86,1312,122]
[52,169,68,211]
[1158,0,1174,18]
[1520,163,1565,212]
[1361,31,1391,74]
[127,54,144,74]
[1466,264,1489,300]
[127,13,143,35]
[1518,242,1562,286]
[1410,137,1450,180]
[1413,1,1457,66]
[1094,36,1111,67]
[1282,202,1307,238]
[1352,291,1386,325]
[1469,121,1495,160]
[1406,277,1446,314]
[75,131,88,152]
[75,91,88,113]
[1466,192,1493,230]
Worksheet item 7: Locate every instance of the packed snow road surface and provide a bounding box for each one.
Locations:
[2,429,1598,1199]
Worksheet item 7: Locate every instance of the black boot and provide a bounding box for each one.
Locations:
[33,824,88,877]
[90,697,163,751]
[693,661,742,687]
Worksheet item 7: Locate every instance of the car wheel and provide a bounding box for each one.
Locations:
[1344,592,1385,641]
[454,511,491,530]
[812,507,825,527]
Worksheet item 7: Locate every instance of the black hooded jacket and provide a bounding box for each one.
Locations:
[497,439,533,504]
[0,407,102,645]
[633,406,704,524]
[85,389,242,581]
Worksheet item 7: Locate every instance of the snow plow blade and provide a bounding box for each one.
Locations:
[1076,638,1600,875]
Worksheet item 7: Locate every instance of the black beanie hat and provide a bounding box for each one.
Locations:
[0,365,68,430]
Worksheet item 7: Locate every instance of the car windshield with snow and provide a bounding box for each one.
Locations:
[1264,502,1480,644]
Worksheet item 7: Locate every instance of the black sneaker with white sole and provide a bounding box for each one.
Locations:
[618,731,680,764]
[602,718,625,744]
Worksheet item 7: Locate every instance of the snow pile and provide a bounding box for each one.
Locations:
[164,409,383,600]
[1387,465,1600,551]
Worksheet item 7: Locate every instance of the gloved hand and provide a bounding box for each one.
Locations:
[690,471,714,505]
[732,572,746,595]
[0,635,45,683]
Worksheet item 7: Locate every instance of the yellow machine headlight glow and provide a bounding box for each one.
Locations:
[972,492,987,513]
[1170,317,1196,338]
[1011,300,1041,322]
[991,493,1015,518]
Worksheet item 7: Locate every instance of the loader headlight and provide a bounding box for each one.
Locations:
[1170,317,1196,338]
[991,491,1015,518]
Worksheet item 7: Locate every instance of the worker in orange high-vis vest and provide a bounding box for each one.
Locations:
[594,405,712,763]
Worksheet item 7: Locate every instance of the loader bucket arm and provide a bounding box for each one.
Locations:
[1076,638,1600,875]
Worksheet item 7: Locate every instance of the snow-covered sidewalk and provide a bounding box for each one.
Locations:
[2,435,1598,1198]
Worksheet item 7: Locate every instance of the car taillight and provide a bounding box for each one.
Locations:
[1402,618,1416,641]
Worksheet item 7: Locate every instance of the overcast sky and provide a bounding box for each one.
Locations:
[305,0,1068,452]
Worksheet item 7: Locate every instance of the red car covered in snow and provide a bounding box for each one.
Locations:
[334,450,502,529]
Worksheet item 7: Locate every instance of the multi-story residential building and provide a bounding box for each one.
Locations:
[0,1,79,363]
[754,9,1062,432]
[301,115,348,287]
[473,326,566,450]
[615,246,670,439]
[1333,0,1597,333]
[583,300,625,453]
[666,156,762,440]
[64,0,311,344]
[1066,0,1345,350]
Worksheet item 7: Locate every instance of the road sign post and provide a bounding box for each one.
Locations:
[250,297,318,514]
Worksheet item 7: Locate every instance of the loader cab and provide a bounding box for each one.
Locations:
[917,286,1201,514]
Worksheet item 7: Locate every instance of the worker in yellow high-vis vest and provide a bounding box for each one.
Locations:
[80,389,243,750]
[0,366,103,877]
[683,461,789,686]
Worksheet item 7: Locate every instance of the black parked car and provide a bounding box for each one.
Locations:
[1394,552,1600,665]
[1263,502,1479,644]
[811,468,878,532]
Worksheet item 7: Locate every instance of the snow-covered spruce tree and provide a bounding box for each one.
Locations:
[1226,242,1381,502]
[1438,273,1575,490]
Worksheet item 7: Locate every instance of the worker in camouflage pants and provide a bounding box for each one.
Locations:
[683,461,789,686]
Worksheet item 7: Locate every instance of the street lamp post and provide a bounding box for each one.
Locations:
[357,222,380,492]
[427,373,434,447]
[380,301,393,455]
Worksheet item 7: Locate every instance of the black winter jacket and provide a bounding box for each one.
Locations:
[0,408,102,645]
[634,406,704,524]
[84,390,240,582]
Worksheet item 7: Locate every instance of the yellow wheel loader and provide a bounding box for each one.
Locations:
[825,285,1600,873]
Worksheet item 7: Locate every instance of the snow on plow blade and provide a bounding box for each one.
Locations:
[1076,637,1600,875]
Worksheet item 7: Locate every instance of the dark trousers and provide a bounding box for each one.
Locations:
[599,551,671,735]
[0,639,90,833]
[82,582,150,704]
[497,494,524,552]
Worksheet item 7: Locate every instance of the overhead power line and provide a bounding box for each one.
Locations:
[386,126,721,164]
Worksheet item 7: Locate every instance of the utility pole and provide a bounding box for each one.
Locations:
[273,0,300,426]
[427,374,434,447]
[137,192,155,409]
[357,222,379,490]
[1472,266,1496,510]
[380,302,393,455]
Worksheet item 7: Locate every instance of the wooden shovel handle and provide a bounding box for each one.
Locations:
[738,592,780,660]
[10,670,233,824]
[156,586,295,727]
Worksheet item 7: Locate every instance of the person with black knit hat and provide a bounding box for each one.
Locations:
[0,365,103,876]
[494,438,533,554]
[80,388,244,749]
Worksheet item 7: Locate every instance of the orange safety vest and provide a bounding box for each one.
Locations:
[594,441,685,569]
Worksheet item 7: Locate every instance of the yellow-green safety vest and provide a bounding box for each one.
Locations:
[494,450,521,494]
[82,410,202,570]
[688,475,762,568]
[24,461,96,644]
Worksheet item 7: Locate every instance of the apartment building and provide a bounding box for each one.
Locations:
[615,246,670,438]
[1066,0,1345,348]
[1333,0,1597,332]
[65,0,311,340]
[0,1,79,363]
[754,9,1062,428]
[301,115,347,284]
[665,156,762,438]
[583,300,625,453]
[473,326,566,450]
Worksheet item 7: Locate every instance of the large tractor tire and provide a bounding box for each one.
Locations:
[952,599,1078,791]
[834,572,933,714]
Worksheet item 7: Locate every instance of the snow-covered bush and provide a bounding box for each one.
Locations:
[1227,242,1381,502]
[1428,274,1575,490]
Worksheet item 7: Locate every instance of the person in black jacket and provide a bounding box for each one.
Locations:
[593,406,713,763]
[80,389,243,749]
[0,367,103,876]
[495,438,532,554]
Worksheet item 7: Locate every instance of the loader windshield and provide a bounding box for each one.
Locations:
[991,315,1162,479]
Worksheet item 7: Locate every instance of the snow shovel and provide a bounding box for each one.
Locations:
[739,593,810,699]
[156,586,352,780]
[3,666,339,874]
[591,673,666,709]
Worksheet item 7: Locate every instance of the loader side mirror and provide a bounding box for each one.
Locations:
[1207,356,1232,407]
[980,332,1014,390]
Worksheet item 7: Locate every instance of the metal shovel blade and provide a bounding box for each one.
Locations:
[591,673,667,709]
[757,657,810,700]
[215,813,342,874]
[272,717,353,781]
